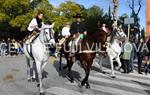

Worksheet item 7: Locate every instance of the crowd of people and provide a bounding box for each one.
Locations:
[0,38,24,57]
[120,37,150,75]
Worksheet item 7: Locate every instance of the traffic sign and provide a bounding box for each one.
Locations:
[124,18,134,24]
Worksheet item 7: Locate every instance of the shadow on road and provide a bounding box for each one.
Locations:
[53,60,82,82]
[132,80,150,94]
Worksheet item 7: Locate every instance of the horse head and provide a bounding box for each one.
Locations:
[39,23,56,46]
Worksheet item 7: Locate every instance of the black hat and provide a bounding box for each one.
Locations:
[73,14,83,18]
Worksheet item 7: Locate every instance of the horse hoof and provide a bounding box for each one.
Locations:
[63,66,67,70]
[39,92,45,95]
[81,81,85,87]
[31,78,36,82]
[70,78,74,83]
[86,85,90,89]
[102,71,106,74]
[111,76,116,78]
[37,84,40,87]
[27,79,31,82]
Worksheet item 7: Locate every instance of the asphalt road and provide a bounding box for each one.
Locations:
[0,55,150,95]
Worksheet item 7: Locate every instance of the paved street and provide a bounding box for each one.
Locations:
[0,55,150,95]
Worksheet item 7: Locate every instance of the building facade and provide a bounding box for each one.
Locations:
[146,0,150,38]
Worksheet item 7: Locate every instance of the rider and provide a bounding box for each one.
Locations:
[59,22,71,45]
[101,23,108,33]
[69,14,87,55]
[26,11,54,43]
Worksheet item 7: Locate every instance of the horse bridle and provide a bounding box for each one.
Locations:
[44,28,54,42]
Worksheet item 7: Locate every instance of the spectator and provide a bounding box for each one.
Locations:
[14,40,19,56]
[122,39,133,73]
[10,39,16,56]
[144,58,150,75]
[137,38,145,74]
[129,38,135,73]
[18,40,24,55]
[0,39,7,56]
[6,38,11,56]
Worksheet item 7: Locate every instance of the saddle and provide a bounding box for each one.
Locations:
[24,31,39,44]
[68,33,83,57]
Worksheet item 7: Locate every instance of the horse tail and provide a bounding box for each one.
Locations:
[59,47,63,71]
[26,56,31,68]
[23,43,33,60]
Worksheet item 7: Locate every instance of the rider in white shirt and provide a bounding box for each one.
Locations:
[61,22,71,38]
[28,12,44,32]
[59,22,71,45]
[101,23,108,33]
[26,11,54,43]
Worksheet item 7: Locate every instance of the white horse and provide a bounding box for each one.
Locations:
[98,29,127,78]
[23,24,55,95]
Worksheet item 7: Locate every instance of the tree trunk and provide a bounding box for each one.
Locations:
[113,0,118,27]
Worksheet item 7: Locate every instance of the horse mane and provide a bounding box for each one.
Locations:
[38,29,45,43]
[84,28,108,43]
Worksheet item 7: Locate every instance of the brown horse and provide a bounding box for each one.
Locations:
[59,28,111,88]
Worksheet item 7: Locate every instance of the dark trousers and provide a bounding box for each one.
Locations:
[137,56,143,73]
[144,65,150,74]
[122,59,130,73]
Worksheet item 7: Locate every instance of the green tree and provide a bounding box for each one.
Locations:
[85,6,104,33]
[118,13,129,34]
[0,0,56,39]
[53,1,84,32]
[0,0,31,39]
[57,1,84,20]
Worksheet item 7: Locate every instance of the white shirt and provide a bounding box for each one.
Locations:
[27,18,54,31]
[61,26,70,37]
[102,27,107,33]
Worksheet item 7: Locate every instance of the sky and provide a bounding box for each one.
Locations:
[48,0,146,28]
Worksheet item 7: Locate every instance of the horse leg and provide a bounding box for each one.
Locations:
[63,63,69,70]
[115,56,122,71]
[98,55,103,72]
[67,60,74,83]
[62,54,69,70]
[81,66,90,89]
[63,55,71,70]
[26,57,32,81]
[85,70,90,89]
[35,60,44,95]
[41,62,48,79]
[31,61,36,82]
[59,50,63,71]
[109,57,116,78]
[41,62,47,72]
